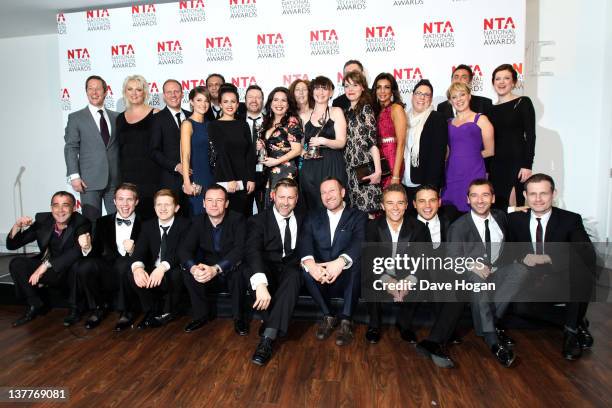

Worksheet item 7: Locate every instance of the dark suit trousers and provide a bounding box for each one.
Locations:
[303,263,360,319]
[228,190,251,218]
[183,265,246,320]
[246,262,302,336]
[127,266,183,313]
[513,302,590,330]
[69,257,132,310]
[248,171,267,214]
[9,257,68,308]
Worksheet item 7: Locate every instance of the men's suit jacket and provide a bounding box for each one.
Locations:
[150,106,192,192]
[6,212,91,275]
[245,209,305,277]
[446,208,508,267]
[132,217,191,271]
[299,207,367,265]
[179,210,245,274]
[409,204,460,244]
[88,213,142,263]
[64,106,120,190]
[436,94,493,120]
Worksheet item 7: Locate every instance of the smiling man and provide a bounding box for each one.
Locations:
[436,64,493,120]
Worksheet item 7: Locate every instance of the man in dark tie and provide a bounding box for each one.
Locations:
[7,191,91,327]
[447,179,527,367]
[300,177,367,346]
[179,185,248,335]
[71,183,142,330]
[506,173,597,360]
[436,64,493,120]
[150,79,192,214]
[245,178,304,365]
[125,189,191,329]
[64,75,120,222]
[204,73,225,121]
[244,84,266,214]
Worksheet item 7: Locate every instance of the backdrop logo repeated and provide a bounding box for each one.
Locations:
[257,33,286,59]
[61,88,71,111]
[365,25,396,53]
[337,0,367,11]
[57,13,67,34]
[282,73,309,86]
[423,21,455,48]
[310,29,340,56]
[157,40,184,65]
[179,0,207,23]
[232,75,258,100]
[513,62,524,90]
[86,9,111,31]
[483,17,516,45]
[104,85,116,110]
[393,0,423,5]
[111,44,136,69]
[67,48,91,72]
[149,81,163,107]
[229,0,258,19]
[393,67,424,99]
[205,36,233,62]
[180,79,207,105]
[282,0,311,15]
[132,4,157,27]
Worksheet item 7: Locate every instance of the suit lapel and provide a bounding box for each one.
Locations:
[131,216,141,240]
[544,208,559,243]
[331,209,350,248]
[377,218,392,243]
[320,211,332,248]
[466,214,486,251]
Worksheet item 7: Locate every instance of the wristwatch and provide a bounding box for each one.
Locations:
[339,255,350,267]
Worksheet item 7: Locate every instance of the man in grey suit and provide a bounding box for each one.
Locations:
[64,75,120,222]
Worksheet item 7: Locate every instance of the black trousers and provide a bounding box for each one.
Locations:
[9,257,69,308]
[182,264,247,320]
[303,263,360,319]
[126,266,183,314]
[245,263,303,336]
[513,302,590,330]
[227,190,251,218]
[69,256,133,311]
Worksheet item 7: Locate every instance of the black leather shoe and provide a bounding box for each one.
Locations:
[365,327,380,344]
[234,319,249,336]
[416,340,455,368]
[63,308,81,327]
[335,319,354,346]
[114,312,134,332]
[491,343,515,367]
[184,317,207,333]
[151,312,176,328]
[396,323,417,343]
[12,305,46,327]
[496,328,515,346]
[316,316,337,340]
[449,332,463,345]
[84,305,109,330]
[251,337,274,366]
[136,312,156,329]
[577,320,594,350]
[563,330,582,360]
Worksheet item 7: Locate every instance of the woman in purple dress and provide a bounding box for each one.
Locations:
[441,82,494,212]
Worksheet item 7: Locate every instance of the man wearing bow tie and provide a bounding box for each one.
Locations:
[245,84,266,214]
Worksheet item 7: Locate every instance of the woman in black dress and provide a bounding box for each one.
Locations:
[208,84,256,216]
[488,64,536,210]
[117,74,160,220]
[299,76,348,210]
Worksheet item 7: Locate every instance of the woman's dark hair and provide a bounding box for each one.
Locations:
[491,63,518,84]
[309,76,335,94]
[371,72,405,117]
[262,87,299,131]
[218,83,239,101]
[289,79,314,109]
[188,86,209,102]
[412,79,433,95]
[343,71,371,114]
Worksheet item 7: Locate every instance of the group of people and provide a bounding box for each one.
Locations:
[5,59,595,370]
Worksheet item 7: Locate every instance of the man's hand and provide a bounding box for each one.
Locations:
[15,216,33,229]
[133,267,149,288]
[147,266,166,288]
[29,263,48,286]
[78,232,92,251]
[472,263,491,280]
[71,178,87,193]
[320,258,345,284]
[304,260,326,283]
[523,254,552,267]
[123,239,135,255]
[246,181,255,194]
[253,284,272,311]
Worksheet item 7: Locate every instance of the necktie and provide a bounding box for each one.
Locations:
[98,109,110,146]
[484,219,492,265]
[535,217,544,254]
[213,106,221,119]
[160,225,170,261]
[248,116,261,142]
[116,218,132,226]
[175,112,182,129]
[283,217,292,257]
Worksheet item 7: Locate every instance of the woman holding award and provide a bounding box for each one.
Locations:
[180,86,213,216]
[258,87,303,208]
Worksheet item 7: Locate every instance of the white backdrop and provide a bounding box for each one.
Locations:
[57,0,525,119]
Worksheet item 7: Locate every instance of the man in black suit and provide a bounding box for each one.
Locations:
[332,59,364,111]
[204,75,247,121]
[179,185,248,335]
[126,189,191,329]
[300,177,367,346]
[7,191,91,327]
[436,64,492,120]
[72,183,142,330]
[447,179,527,367]
[244,84,266,214]
[506,173,596,360]
[245,178,304,365]
[150,79,192,214]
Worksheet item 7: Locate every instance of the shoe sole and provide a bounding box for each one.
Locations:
[416,345,454,368]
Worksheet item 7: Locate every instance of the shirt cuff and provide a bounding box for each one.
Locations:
[68,173,81,182]
[301,255,314,263]
[340,254,353,270]
[250,273,268,291]
[161,261,171,272]
[82,248,92,256]
[131,261,145,272]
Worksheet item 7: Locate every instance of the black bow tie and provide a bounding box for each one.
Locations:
[116,218,132,226]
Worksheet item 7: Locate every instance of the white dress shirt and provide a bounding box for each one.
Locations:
[301,203,352,270]
[529,209,552,253]
[167,106,185,127]
[470,211,504,264]
[115,213,136,256]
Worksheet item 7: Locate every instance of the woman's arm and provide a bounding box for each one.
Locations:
[390,104,408,183]
[478,114,495,158]
[179,121,194,195]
